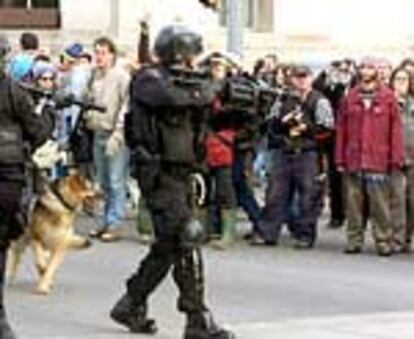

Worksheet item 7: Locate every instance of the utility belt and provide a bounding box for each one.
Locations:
[283,147,317,155]
[160,161,195,179]
[160,161,208,207]
[282,146,317,156]
[269,139,317,156]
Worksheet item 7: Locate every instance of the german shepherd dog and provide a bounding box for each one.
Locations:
[7,172,101,295]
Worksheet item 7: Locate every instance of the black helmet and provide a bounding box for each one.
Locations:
[154,25,203,65]
[0,34,10,59]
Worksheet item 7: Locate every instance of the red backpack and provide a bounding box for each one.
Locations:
[206,129,236,168]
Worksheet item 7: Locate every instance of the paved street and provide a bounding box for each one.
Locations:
[7,216,414,339]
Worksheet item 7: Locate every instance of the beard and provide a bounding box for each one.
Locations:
[360,72,378,85]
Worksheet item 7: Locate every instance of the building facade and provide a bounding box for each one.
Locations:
[0,0,413,65]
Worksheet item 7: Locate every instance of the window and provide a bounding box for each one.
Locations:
[0,0,61,29]
[219,0,274,32]
[256,0,274,32]
[219,0,255,29]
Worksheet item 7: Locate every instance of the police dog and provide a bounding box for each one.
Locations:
[7,172,101,295]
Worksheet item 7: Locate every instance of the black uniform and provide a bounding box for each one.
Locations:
[110,25,235,339]
[0,72,54,338]
[125,65,208,311]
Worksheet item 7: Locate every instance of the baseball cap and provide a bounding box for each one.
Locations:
[62,43,84,62]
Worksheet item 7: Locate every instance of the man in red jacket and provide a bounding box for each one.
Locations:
[336,57,404,256]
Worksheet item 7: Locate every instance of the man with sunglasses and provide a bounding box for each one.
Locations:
[257,65,334,248]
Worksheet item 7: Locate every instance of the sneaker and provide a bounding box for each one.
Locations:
[100,230,122,242]
[328,219,344,229]
[344,245,362,254]
[292,239,314,250]
[0,311,16,339]
[249,234,276,247]
[89,228,105,238]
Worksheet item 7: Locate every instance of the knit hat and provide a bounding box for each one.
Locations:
[62,43,84,62]
[359,56,379,69]
[32,60,57,80]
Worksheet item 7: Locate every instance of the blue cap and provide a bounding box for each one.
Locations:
[63,43,84,61]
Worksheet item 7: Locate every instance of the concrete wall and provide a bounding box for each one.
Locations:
[276,0,414,63]
[7,0,414,67]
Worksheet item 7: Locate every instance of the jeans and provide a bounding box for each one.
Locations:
[93,131,128,229]
[233,151,262,231]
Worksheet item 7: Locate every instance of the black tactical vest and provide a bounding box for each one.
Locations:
[158,108,196,164]
[268,90,323,151]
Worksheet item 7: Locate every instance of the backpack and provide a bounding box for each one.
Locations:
[206,130,236,168]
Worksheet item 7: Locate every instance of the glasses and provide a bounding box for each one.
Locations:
[39,76,55,82]
[395,76,409,82]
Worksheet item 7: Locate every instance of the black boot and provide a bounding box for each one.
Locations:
[184,311,235,339]
[0,309,16,339]
[110,294,157,334]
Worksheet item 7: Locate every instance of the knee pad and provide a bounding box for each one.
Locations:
[180,218,205,248]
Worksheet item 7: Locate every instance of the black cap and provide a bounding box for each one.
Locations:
[292,65,312,77]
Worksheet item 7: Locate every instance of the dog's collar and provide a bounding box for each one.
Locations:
[50,180,77,212]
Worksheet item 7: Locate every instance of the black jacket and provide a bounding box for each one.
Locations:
[0,73,54,181]
[267,90,325,151]
[125,66,211,165]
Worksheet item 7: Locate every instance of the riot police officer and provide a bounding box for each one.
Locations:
[0,34,55,339]
[110,26,235,339]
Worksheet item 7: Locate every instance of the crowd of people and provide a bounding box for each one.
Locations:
[2,31,414,257]
[1,24,414,338]
[247,54,414,257]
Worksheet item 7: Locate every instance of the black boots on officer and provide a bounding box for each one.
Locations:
[183,311,235,339]
[110,294,157,334]
[0,309,16,339]
[110,293,235,339]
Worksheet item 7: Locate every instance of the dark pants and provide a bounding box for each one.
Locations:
[345,173,391,251]
[233,151,262,231]
[327,138,345,223]
[0,249,5,311]
[207,167,237,237]
[126,166,206,313]
[258,150,320,244]
[0,181,23,314]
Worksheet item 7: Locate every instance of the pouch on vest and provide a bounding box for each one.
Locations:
[0,124,24,165]
[159,111,196,164]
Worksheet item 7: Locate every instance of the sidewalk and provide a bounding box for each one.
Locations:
[233,312,414,339]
